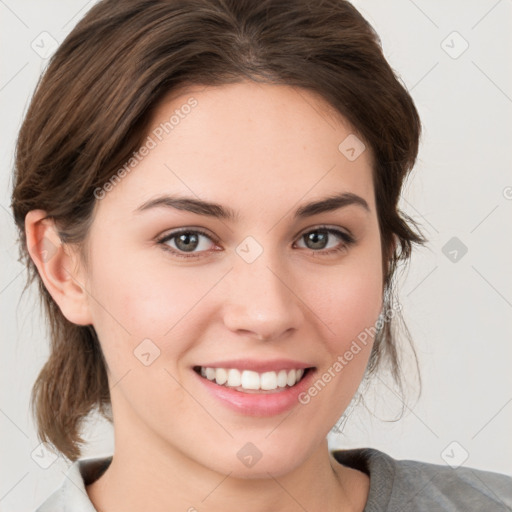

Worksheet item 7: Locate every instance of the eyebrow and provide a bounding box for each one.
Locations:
[133,192,370,220]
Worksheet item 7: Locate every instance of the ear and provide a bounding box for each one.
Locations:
[25,210,93,326]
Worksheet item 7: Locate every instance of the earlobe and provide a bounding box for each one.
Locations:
[25,210,93,326]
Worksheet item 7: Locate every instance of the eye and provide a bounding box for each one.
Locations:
[157,225,355,260]
[294,226,355,255]
[157,228,219,259]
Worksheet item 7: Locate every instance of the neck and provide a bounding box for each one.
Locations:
[86,432,368,512]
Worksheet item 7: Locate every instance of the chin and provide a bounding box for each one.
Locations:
[192,435,321,480]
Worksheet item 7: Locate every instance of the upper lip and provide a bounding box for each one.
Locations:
[194,359,315,373]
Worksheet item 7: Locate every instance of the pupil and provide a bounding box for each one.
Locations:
[306,231,327,250]
[176,233,198,252]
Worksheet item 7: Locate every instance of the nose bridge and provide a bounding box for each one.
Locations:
[222,236,303,340]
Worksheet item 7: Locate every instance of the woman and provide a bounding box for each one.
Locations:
[11,0,512,510]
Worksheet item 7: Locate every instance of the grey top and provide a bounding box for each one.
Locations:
[34,447,512,511]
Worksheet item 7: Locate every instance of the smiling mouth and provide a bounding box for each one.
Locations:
[193,366,314,393]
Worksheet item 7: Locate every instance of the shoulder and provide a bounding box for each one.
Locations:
[388,454,512,511]
[332,447,512,511]
[33,456,112,512]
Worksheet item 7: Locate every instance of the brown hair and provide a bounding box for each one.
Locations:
[11,0,426,462]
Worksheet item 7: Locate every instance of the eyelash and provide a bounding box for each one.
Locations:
[156,226,355,260]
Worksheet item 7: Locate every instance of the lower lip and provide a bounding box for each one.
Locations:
[193,368,316,417]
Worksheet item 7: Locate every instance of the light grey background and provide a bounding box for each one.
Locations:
[1,1,511,510]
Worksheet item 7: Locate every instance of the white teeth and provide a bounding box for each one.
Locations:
[215,368,228,385]
[198,367,307,391]
[227,368,241,387]
[260,371,277,390]
[286,369,297,387]
[241,370,260,390]
[277,369,288,388]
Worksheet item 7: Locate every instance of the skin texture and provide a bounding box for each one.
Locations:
[26,81,386,511]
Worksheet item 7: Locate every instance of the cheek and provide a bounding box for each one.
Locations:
[85,247,217,375]
[303,250,384,350]
[297,268,382,422]
[85,257,195,421]
[87,242,185,332]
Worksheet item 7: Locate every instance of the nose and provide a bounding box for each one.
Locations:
[221,247,304,342]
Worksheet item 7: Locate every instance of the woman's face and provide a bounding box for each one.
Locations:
[81,81,384,476]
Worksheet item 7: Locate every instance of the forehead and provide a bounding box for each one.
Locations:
[97,81,375,218]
